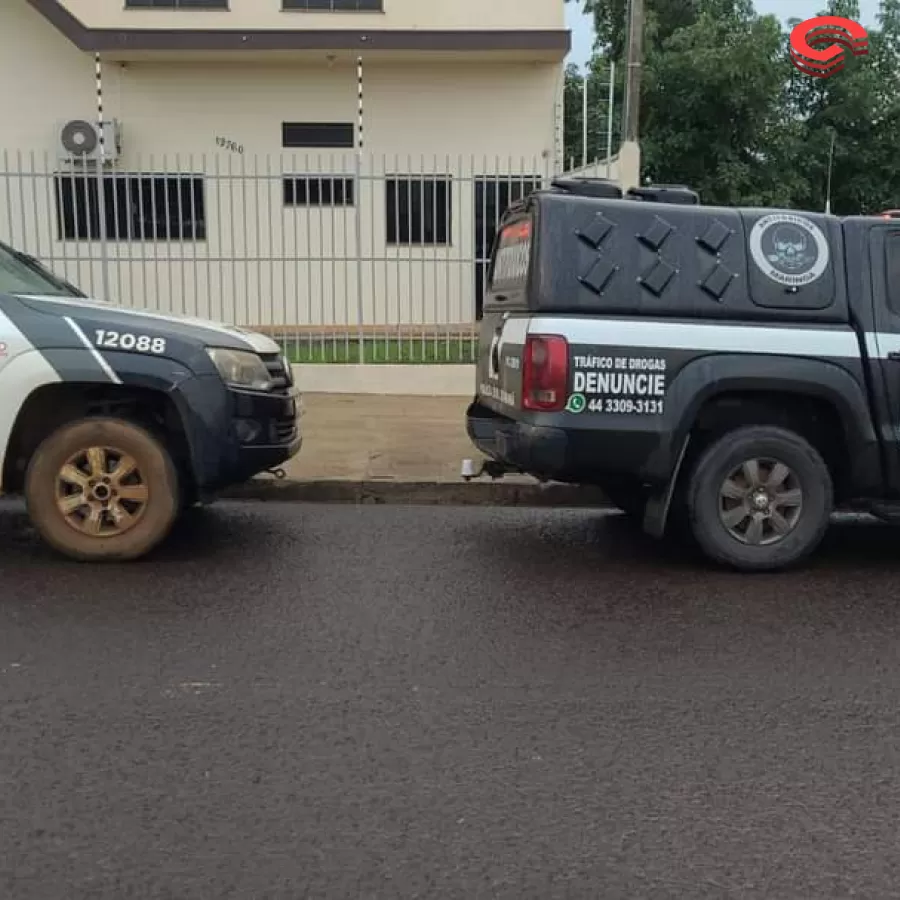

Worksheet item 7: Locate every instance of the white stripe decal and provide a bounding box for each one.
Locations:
[869,331,900,358]
[528,316,863,359]
[18,294,280,355]
[64,316,122,384]
[500,316,529,345]
[866,333,882,359]
[0,310,61,487]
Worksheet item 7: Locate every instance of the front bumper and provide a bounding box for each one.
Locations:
[225,384,303,483]
[177,370,303,493]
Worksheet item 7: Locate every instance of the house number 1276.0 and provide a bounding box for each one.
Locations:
[216,137,244,154]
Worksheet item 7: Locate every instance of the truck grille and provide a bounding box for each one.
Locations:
[272,420,298,443]
[260,352,292,393]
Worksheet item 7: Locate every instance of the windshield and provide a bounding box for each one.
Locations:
[0,242,83,297]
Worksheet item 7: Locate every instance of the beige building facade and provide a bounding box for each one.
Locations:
[0,1,570,330]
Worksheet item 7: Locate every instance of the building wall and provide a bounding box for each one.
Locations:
[61,0,565,32]
[0,1,563,328]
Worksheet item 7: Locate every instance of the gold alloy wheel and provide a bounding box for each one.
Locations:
[54,445,150,537]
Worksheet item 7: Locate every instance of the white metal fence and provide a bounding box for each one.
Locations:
[0,150,558,363]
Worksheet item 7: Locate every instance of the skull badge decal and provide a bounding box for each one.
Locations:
[768,225,812,270]
[749,213,830,287]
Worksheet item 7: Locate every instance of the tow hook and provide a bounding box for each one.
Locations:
[461,458,508,481]
[267,467,287,480]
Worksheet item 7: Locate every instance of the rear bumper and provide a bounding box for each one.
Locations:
[465,399,665,484]
[466,402,567,476]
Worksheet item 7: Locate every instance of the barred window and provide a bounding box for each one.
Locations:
[385,176,452,246]
[54,174,206,242]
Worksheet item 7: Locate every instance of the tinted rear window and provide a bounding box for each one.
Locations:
[488,218,531,295]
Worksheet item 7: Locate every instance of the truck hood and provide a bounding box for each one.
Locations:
[14,293,281,355]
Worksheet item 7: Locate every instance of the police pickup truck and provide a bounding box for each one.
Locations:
[0,240,301,561]
[464,178,900,572]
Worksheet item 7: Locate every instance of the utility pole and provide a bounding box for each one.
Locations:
[582,73,588,168]
[606,60,615,176]
[623,0,644,143]
[825,129,836,215]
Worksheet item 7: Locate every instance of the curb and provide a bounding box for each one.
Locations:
[220,477,614,508]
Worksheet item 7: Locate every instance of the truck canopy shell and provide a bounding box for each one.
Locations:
[486,190,850,326]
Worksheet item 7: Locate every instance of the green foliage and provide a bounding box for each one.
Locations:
[564,0,900,213]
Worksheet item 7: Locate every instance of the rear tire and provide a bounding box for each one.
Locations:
[24,417,181,562]
[685,425,832,572]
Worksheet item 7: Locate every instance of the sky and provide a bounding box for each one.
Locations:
[565,0,881,68]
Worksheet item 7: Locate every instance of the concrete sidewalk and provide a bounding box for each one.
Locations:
[224,393,610,507]
[284,393,481,482]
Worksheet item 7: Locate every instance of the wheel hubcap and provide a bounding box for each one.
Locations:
[55,446,150,537]
[718,457,803,546]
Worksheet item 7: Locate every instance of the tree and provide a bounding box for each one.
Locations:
[562,0,900,212]
[777,0,900,213]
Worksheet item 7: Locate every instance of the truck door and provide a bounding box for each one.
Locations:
[865,222,900,494]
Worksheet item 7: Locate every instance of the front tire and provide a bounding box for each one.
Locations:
[685,425,832,572]
[24,417,181,562]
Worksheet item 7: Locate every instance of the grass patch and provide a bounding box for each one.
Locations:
[283,338,477,365]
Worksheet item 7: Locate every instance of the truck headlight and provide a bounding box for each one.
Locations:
[206,347,272,391]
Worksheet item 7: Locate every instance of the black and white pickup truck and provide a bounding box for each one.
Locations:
[464,178,900,571]
[0,240,301,562]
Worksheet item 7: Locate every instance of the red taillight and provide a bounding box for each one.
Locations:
[501,220,531,242]
[522,334,569,411]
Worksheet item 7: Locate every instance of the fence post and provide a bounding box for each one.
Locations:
[95,52,110,302]
[95,162,110,302]
[355,152,365,365]
[355,56,366,364]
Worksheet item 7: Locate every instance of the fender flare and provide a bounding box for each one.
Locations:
[639,353,879,538]
[643,352,877,484]
[2,362,213,495]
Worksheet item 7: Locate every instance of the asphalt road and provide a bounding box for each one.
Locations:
[2,501,900,899]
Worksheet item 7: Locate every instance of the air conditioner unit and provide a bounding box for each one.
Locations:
[58,118,121,164]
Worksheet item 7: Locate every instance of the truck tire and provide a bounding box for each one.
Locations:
[685,425,832,572]
[24,417,181,562]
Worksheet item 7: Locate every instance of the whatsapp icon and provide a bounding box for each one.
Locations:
[565,393,586,414]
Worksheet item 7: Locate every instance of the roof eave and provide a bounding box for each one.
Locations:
[27,0,571,55]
